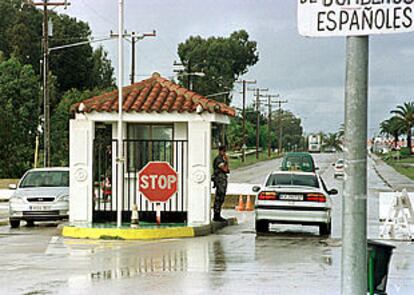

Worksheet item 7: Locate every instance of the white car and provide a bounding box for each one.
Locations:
[253,171,338,235]
[8,167,69,228]
[333,159,344,178]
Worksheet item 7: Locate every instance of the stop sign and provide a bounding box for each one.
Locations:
[138,162,178,202]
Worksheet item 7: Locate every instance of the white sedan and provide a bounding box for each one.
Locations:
[253,171,338,235]
[9,167,69,228]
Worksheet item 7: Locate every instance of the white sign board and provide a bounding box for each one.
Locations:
[298,0,414,37]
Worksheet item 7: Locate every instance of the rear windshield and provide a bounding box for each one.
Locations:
[20,171,69,188]
[336,159,344,165]
[266,173,319,188]
[284,155,313,170]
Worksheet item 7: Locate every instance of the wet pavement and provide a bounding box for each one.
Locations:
[0,153,413,294]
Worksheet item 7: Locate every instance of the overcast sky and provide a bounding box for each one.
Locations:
[57,0,414,136]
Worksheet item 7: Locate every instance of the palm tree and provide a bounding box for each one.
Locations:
[380,116,403,148]
[391,102,414,154]
[337,123,345,141]
[323,132,342,152]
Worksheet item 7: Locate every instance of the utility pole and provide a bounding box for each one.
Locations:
[341,36,369,295]
[129,31,156,84]
[236,79,256,162]
[248,87,268,159]
[261,94,280,157]
[109,30,156,85]
[43,1,50,167]
[277,100,288,155]
[30,0,69,167]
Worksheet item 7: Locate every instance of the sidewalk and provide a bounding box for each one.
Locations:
[370,153,414,192]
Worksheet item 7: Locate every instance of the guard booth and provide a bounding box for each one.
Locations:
[69,73,234,226]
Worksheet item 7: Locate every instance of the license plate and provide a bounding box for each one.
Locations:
[30,205,51,211]
[279,194,303,201]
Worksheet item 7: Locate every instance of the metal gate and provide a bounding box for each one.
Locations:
[92,139,188,223]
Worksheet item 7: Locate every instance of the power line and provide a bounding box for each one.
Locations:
[79,0,116,27]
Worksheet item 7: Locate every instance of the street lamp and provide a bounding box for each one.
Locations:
[176,72,205,90]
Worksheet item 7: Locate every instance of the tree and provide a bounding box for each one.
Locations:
[275,110,303,151]
[89,46,115,89]
[337,123,345,141]
[380,116,403,148]
[0,1,115,97]
[0,58,39,177]
[177,30,259,102]
[226,108,304,153]
[48,15,115,115]
[391,102,414,153]
[323,133,343,152]
[51,88,111,166]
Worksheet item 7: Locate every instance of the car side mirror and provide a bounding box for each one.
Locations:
[332,163,335,166]
[329,189,338,195]
[315,167,320,170]
[252,186,261,193]
[8,184,17,190]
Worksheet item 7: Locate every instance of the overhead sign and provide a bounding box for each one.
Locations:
[298,0,414,37]
[138,162,178,203]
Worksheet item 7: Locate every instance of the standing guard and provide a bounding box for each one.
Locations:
[212,145,230,222]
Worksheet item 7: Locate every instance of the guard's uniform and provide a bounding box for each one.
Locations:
[213,154,229,217]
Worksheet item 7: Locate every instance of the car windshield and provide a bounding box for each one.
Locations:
[266,173,319,188]
[20,171,69,188]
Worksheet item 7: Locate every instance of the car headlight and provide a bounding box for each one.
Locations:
[57,195,69,202]
[9,197,25,204]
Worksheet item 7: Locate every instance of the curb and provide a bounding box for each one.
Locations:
[369,153,414,191]
[62,217,237,240]
[370,156,394,189]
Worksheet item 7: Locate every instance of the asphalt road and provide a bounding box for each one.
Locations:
[0,153,413,295]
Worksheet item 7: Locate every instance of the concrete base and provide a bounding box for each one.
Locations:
[62,217,237,240]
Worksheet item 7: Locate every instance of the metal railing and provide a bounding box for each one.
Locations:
[92,139,188,223]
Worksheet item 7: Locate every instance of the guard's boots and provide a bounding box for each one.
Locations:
[213,212,226,222]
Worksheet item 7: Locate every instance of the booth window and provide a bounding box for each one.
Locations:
[127,124,174,171]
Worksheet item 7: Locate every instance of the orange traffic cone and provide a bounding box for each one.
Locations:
[245,195,254,211]
[235,195,245,211]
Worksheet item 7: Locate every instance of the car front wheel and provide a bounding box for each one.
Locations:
[256,220,269,233]
[9,219,20,228]
[319,222,331,236]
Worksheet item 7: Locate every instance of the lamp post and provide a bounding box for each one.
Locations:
[116,0,124,228]
[176,72,205,90]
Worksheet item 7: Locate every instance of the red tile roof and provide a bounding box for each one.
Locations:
[71,73,235,117]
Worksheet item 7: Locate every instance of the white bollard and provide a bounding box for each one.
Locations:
[131,204,139,228]
[156,203,161,226]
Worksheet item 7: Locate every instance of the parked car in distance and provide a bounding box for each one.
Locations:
[281,152,317,173]
[253,171,338,236]
[333,159,345,178]
[8,167,69,228]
